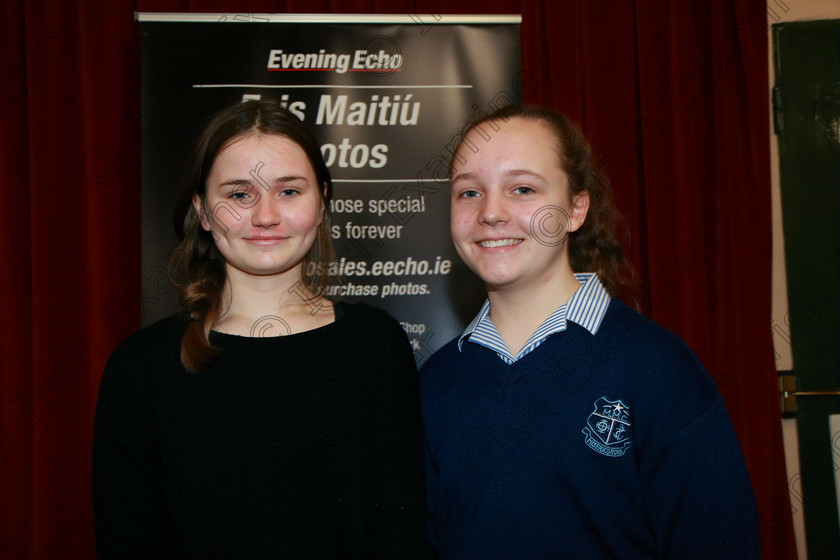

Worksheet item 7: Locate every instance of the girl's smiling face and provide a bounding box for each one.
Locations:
[450,117,589,293]
[195,133,324,279]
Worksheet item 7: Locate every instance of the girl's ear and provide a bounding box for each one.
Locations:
[193,194,211,231]
[569,191,590,233]
[319,182,329,223]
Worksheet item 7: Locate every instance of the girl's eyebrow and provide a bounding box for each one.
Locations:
[504,168,547,182]
[272,175,309,183]
[451,171,477,184]
[215,175,309,188]
[451,169,547,184]
[216,179,252,187]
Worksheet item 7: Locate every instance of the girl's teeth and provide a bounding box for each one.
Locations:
[480,239,521,248]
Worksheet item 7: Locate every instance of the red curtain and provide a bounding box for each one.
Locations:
[0,0,796,558]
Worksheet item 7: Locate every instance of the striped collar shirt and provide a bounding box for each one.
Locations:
[457,273,611,364]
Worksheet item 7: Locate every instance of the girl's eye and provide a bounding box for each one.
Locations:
[513,186,534,195]
[459,189,480,199]
[280,188,299,196]
[229,183,256,201]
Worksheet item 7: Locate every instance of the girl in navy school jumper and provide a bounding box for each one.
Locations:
[420,105,760,559]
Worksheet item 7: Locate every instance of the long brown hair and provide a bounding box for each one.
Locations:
[169,100,336,371]
[452,104,635,301]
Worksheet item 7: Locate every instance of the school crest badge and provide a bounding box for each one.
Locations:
[582,396,632,457]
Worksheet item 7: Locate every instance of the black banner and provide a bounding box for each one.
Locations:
[140,14,522,365]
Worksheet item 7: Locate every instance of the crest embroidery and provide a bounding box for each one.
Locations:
[582,396,632,457]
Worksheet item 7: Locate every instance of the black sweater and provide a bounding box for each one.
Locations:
[92,302,425,559]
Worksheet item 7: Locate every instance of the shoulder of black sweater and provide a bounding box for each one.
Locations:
[335,300,405,335]
[97,314,186,396]
[107,313,185,365]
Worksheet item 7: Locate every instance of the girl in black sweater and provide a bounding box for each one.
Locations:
[92,100,425,559]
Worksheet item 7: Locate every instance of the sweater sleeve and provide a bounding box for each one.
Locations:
[367,319,427,559]
[639,392,761,559]
[92,337,168,559]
